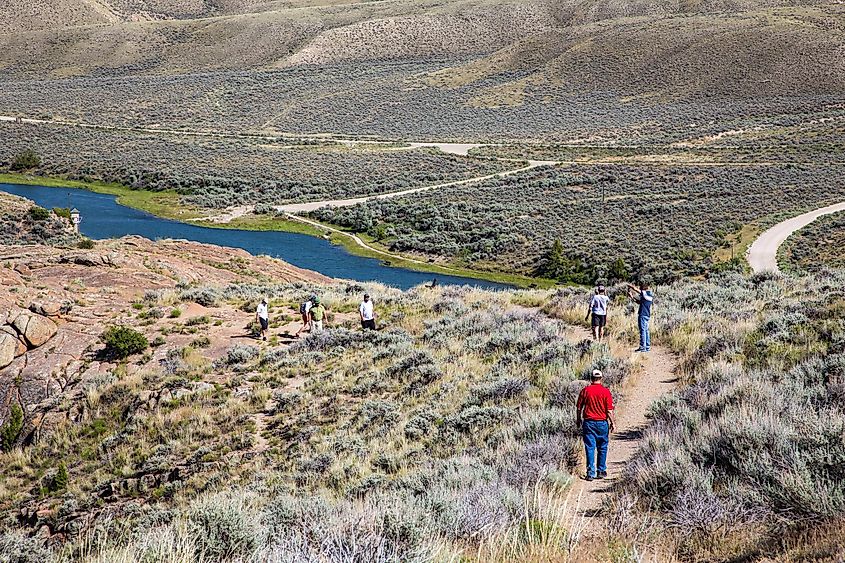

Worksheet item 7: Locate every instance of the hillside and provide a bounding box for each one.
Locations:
[2,192,845,560]
[1,0,844,559]
[0,0,841,107]
[779,210,845,272]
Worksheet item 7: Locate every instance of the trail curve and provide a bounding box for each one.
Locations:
[747,201,845,273]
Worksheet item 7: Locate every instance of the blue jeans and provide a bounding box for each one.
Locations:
[638,315,651,351]
[582,419,609,478]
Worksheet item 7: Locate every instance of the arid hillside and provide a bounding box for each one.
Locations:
[2,192,844,562]
[1,0,842,105]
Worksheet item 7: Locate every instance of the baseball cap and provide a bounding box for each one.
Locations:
[592,369,603,379]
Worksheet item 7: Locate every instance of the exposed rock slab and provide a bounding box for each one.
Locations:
[0,331,17,369]
[12,311,58,347]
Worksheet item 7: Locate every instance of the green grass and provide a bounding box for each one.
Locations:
[218,214,324,237]
[0,172,205,221]
[0,171,552,288]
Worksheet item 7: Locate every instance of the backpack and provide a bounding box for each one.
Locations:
[299,301,309,314]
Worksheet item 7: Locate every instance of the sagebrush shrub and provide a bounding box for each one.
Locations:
[187,492,265,561]
[225,344,259,366]
[0,404,23,452]
[0,530,50,563]
[102,325,149,359]
[27,206,50,221]
[11,149,40,171]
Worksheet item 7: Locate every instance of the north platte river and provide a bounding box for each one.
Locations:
[1,183,511,290]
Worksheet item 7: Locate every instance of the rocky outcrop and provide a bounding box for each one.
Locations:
[11,311,58,348]
[59,252,121,268]
[0,192,80,247]
[0,331,18,368]
[0,326,27,356]
[0,305,59,369]
[0,226,329,421]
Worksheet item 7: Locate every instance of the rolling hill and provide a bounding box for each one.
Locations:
[1,0,842,105]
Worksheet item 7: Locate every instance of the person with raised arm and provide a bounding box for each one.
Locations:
[627,281,654,352]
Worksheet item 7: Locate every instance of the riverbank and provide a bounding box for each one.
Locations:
[0,172,552,288]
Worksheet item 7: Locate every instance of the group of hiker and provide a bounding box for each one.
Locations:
[579,280,655,480]
[254,292,376,340]
[255,280,652,482]
[585,281,653,353]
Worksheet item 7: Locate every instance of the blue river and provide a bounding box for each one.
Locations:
[0,183,511,290]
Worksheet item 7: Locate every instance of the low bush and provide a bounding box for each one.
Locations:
[187,492,265,561]
[0,530,51,563]
[101,325,149,359]
[27,206,50,221]
[0,404,23,452]
[51,207,71,219]
[10,149,40,171]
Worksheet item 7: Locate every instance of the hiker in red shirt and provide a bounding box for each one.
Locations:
[576,369,616,481]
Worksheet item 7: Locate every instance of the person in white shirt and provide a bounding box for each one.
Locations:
[585,285,610,341]
[256,297,270,341]
[359,293,376,331]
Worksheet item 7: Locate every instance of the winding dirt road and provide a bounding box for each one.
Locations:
[203,158,555,223]
[277,159,554,214]
[747,202,845,273]
[0,114,490,156]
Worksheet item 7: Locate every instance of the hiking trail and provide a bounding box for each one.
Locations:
[563,325,679,536]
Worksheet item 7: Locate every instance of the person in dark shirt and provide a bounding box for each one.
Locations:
[628,282,654,352]
[576,369,616,481]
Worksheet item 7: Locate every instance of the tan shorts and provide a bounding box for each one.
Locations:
[312,320,323,333]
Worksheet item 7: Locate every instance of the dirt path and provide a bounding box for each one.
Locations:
[0,114,494,155]
[564,326,679,535]
[202,159,556,222]
[747,201,845,273]
[275,160,553,214]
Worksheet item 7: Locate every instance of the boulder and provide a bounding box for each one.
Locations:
[30,301,62,318]
[1,327,28,358]
[60,253,99,267]
[59,253,120,268]
[13,263,32,277]
[12,312,58,348]
[0,332,17,368]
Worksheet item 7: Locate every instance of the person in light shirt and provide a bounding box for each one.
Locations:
[627,282,654,352]
[585,285,610,341]
[255,297,269,341]
[359,293,376,331]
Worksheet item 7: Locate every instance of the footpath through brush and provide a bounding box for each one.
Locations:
[563,326,679,537]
